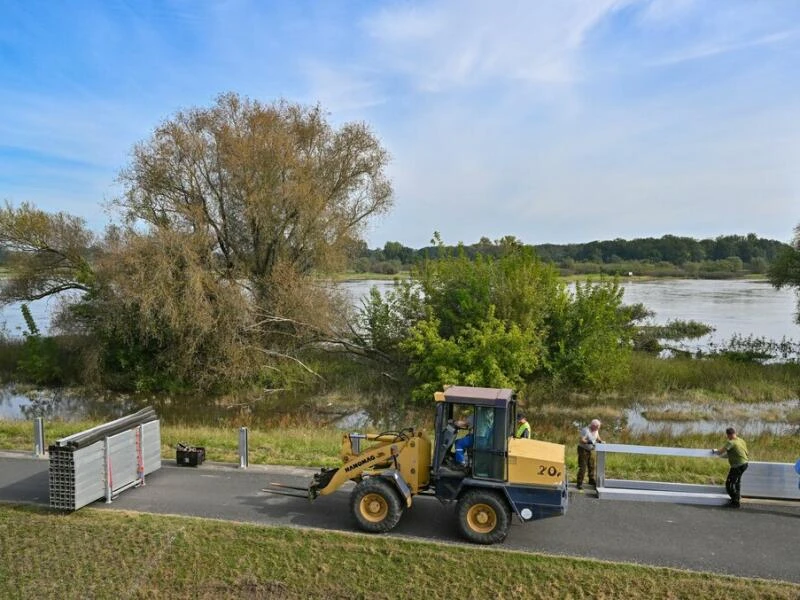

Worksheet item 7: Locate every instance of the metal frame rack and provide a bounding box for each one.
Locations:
[49,408,161,511]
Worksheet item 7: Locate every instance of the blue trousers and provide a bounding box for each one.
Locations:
[454,434,474,465]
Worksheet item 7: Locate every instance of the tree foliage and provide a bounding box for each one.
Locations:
[0,202,95,302]
[116,92,392,303]
[543,280,632,389]
[56,228,263,391]
[768,224,800,324]
[357,236,635,400]
[353,233,789,274]
[401,307,541,403]
[0,93,393,393]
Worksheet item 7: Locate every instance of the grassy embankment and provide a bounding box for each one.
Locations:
[1,342,798,597]
[1,504,797,600]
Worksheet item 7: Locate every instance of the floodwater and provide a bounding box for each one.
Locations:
[1,278,799,425]
[624,399,800,436]
[4,279,798,345]
[341,278,800,352]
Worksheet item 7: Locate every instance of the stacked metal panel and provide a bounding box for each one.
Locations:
[49,408,161,511]
[49,440,107,511]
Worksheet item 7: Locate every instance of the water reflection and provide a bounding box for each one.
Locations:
[3,384,798,440]
[0,385,141,421]
[624,399,800,436]
[0,384,413,431]
[0,386,260,425]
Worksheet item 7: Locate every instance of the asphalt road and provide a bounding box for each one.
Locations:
[2,452,799,584]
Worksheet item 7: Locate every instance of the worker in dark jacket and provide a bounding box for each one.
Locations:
[515,413,531,439]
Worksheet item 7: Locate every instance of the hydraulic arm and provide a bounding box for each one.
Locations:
[265,429,431,500]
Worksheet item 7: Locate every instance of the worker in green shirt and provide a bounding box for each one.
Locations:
[712,427,749,508]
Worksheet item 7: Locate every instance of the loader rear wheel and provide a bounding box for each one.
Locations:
[456,489,510,545]
[351,478,403,533]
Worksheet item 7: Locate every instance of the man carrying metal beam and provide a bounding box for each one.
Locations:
[712,427,749,508]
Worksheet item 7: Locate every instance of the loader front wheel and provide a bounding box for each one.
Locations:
[351,478,403,533]
[456,489,510,545]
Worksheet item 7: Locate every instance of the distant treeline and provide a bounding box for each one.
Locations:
[352,234,790,278]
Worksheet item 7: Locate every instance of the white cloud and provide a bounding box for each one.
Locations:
[300,61,387,117]
[650,28,800,66]
[363,0,632,89]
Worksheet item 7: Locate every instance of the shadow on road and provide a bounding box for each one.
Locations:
[236,489,466,544]
[0,469,49,506]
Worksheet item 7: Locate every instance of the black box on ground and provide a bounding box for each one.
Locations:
[176,444,205,467]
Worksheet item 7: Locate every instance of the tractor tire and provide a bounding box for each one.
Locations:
[456,489,510,545]
[351,478,404,533]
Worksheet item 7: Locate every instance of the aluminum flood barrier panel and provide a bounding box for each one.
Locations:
[595,443,799,505]
[741,462,800,501]
[49,408,161,511]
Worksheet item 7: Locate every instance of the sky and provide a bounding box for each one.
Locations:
[1,0,799,250]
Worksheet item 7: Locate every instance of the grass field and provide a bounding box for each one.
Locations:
[1,504,797,600]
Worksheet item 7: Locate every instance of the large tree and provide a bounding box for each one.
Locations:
[768,224,800,324]
[0,93,394,392]
[97,93,392,390]
[116,92,392,307]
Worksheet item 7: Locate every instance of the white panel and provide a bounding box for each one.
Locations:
[596,443,715,458]
[596,486,730,505]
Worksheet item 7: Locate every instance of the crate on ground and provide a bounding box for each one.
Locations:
[176,443,205,467]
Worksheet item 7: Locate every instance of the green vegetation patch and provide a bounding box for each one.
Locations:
[0,505,796,600]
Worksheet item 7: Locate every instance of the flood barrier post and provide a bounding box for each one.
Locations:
[239,426,249,469]
[33,417,45,457]
[104,436,113,503]
[595,443,606,488]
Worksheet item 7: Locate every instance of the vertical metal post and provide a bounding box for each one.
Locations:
[104,436,113,503]
[596,447,606,489]
[136,424,145,486]
[33,417,46,457]
[238,426,249,469]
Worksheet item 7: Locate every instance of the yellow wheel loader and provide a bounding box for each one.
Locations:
[266,386,568,545]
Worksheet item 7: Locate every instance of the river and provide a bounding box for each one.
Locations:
[339,278,800,350]
[4,279,798,345]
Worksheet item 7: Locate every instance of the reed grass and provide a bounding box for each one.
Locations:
[621,354,800,402]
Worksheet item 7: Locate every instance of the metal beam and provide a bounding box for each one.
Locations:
[595,444,799,504]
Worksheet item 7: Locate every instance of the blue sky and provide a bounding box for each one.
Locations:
[1,0,799,249]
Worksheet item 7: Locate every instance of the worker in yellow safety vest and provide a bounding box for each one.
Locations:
[515,413,531,439]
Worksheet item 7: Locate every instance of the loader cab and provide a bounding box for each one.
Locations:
[432,386,517,480]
